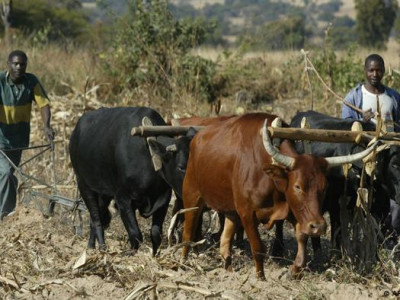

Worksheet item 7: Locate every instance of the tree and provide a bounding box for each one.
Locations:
[253,15,306,50]
[55,0,81,10]
[0,0,12,47]
[355,0,398,49]
[101,0,218,103]
[12,0,90,43]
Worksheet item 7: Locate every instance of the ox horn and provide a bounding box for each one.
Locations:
[166,144,177,152]
[324,141,379,167]
[262,119,295,169]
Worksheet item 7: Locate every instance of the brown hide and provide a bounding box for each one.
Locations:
[182,113,328,279]
[168,114,240,242]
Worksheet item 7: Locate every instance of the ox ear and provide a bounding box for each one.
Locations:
[148,139,168,158]
[263,164,288,193]
[186,127,198,139]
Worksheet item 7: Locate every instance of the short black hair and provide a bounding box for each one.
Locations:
[8,50,28,62]
[364,54,384,68]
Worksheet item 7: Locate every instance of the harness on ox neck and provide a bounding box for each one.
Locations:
[339,138,381,274]
[270,118,283,165]
[143,116,163,172]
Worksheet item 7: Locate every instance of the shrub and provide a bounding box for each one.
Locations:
[12,0,91,42]
[241,15,306,51]
[100,0,219,106]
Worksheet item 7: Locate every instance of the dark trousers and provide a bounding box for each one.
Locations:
[0,149,22,219]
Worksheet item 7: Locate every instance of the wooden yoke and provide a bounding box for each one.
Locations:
[301,117,311,154]
[142,117,163,172]
[131,125,205,137]
[271,117,282,147]
[132,123,400,144]
[267,127,395,143]
[270,117,282,166]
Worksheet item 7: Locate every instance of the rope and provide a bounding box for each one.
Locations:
[301,49,365,115]
[2,140,62,152]
[303,51,314,110]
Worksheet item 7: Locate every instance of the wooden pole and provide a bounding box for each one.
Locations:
[131,124,400,143]
[131,125,205,137]
[301,117,312,153]
[267,127,388,143]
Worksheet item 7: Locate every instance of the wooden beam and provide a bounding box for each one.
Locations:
[268,127,377,143]
[131,124,400,143]
[301,117,312,153]
[131,125,205,137]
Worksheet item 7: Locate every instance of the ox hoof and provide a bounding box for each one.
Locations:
[278,268,293,280]
[99,244,107,252]
[256,271,266,281]
[287,265,304,280]
[152,247,161,257]
[180,256,188,265]
[223,256,233,272]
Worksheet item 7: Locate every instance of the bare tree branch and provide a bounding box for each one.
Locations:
[0,0,12,47]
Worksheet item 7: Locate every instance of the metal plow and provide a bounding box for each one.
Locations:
[4,142,87,235]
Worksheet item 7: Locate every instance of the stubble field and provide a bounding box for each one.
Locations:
[1,89,399,299]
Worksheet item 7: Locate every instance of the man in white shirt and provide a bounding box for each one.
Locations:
[342,54,400,246]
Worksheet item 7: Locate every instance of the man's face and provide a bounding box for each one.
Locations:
[364,60,384,88]
[7,55,27,83]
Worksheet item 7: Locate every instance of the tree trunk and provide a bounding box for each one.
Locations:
[0,0,12,48]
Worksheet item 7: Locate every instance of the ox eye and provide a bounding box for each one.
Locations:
[294,184,301,190]
[177,166,186,174]
[393,164,399,169]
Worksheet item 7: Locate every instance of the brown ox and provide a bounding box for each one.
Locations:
[182,113,377,279]
[168,115,237,241]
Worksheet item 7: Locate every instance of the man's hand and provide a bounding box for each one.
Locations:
[45,126,55,149]
[362,108,375,122]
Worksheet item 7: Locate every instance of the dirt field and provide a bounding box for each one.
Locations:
[0,195,395,299]
[0,92,399,299]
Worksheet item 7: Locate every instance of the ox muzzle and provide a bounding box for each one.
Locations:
[304,219,327,236]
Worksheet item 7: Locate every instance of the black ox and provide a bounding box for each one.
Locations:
[272,110,400,254]
[69,107,195,254]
